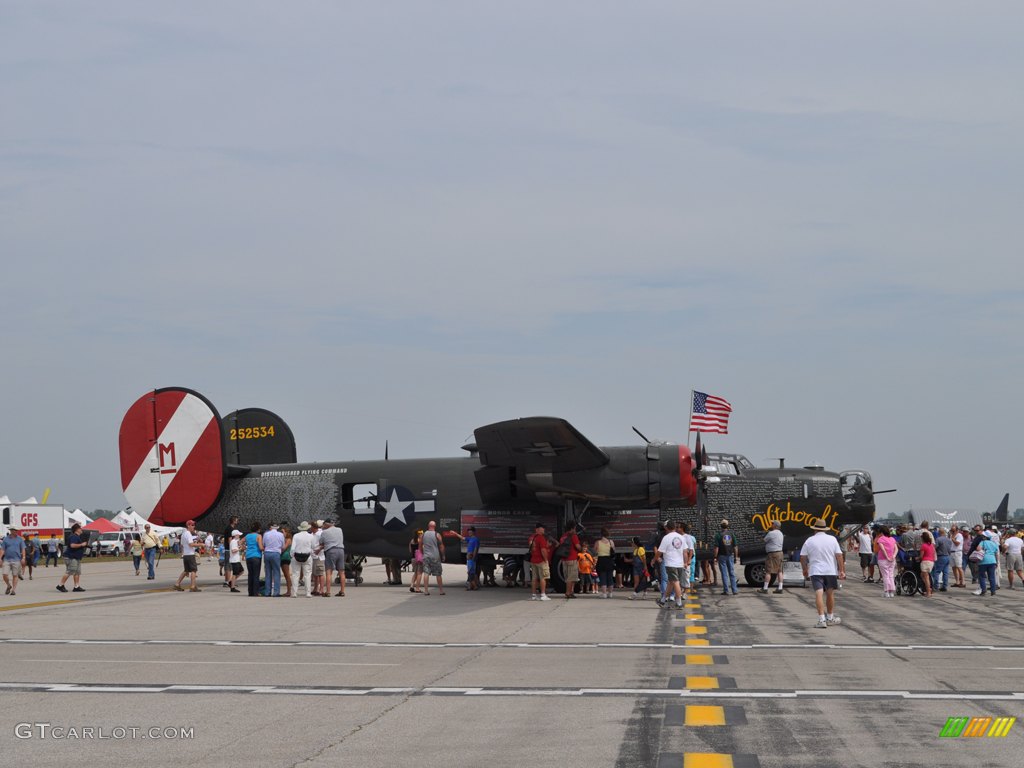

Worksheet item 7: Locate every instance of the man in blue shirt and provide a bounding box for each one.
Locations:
[2,527,27,596]
[449,527,480,590]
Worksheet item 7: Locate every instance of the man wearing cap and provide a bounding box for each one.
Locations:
[2,526,26,596]
[290,522,316,598]
[527,522,551,601]
[713,519,740,595]
[761,520,785,594]
[57,523,88,593]
[320,519,346,597]
[800,519,846,628]
[173,520,202,592]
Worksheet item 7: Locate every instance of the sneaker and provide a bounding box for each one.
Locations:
[972,589,983,595]
[675,601,683,609]
[72,587,85,592]
[732,591,739,595]
[230,587,240,593]
[775,588,784,593]
[721,591,729,596]
[539,594,551,601]
[826,616,842,626]
[4,586,9,595]
[656,599,666,608]
[56,585,67,593]
[628,594,637,600]
[814,619,828,629]
[530,594,538,601]
[759,587,768,593]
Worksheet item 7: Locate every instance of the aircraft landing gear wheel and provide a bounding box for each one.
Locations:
[898,571,919,596]
[744,563,766,587]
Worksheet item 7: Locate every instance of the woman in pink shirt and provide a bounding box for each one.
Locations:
[919,531,936,597]
[873,528,898,598]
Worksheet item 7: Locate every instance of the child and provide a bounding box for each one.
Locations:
[578,543,596,594]
[217,541,226,576]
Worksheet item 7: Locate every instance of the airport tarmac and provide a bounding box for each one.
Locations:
[1,556,1022,767]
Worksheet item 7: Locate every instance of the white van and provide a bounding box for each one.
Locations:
[95,531,141,556]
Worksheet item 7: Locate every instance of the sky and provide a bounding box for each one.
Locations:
[2,2,1022,518]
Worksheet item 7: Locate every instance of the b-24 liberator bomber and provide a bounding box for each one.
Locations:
[119,388,881,586]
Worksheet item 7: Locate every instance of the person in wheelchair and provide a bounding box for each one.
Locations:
[896,542,925,596]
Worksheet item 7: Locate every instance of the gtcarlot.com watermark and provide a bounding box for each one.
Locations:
[15,723,195,740]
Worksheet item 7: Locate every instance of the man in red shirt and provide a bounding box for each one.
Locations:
[527,522,552,601]
[558,523,582,599]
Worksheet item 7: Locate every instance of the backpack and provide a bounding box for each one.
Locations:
[553,534,573,561]
[720,532,735,555]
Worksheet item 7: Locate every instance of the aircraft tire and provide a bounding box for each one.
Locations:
[548,557,567,595]
[744,563,766,587]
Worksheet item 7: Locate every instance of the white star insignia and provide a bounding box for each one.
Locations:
[379,488,412,526]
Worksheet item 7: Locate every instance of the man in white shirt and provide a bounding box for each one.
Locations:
[680,522,696,592]
[173,520,202,592]
[290,521,316,598]
[1002,531,1024,589]
[761,521,785,593]
[856,525,875,583]
[800,519,845,629]
[654,521,689,609]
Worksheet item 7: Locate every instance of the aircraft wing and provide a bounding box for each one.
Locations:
[474,417,610,473]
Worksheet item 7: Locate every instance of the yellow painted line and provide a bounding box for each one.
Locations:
[685,626,707,635]
[685,654,714,665]
[685,638,710,646]
[684,603,701,609]
[0,598,77,612]
[686,676,719,690]
[685,705,726,726]
[685,614,704,620]
[684,754,734,768]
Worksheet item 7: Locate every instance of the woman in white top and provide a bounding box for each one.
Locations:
[950,525,965,588]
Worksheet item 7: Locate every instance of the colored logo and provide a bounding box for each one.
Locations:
[940,716,1015,738]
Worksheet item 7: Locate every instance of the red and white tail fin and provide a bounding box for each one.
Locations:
[119,388,226,526]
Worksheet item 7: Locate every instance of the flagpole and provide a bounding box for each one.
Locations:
[686,389,694,450]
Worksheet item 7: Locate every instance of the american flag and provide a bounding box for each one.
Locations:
[690,391,732,434]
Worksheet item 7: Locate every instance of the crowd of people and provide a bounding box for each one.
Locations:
[4,514,1022,626]
[850,520,1024,598]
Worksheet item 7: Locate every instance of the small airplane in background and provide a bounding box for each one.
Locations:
[119,387,887,587]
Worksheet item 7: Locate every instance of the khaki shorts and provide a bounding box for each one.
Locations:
[920,560,934,574]
[530,561,550,581]
[65,558,82,575]
[1006,553,1023,571]
[2,561,22,578]
[561,560,579,583]
[765,551,784,575]
[312,560,325,576]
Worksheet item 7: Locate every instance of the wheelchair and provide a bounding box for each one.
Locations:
[895,551,926,596]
